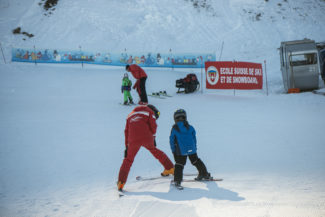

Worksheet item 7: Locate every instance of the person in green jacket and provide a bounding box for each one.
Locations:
[121,73,134,105]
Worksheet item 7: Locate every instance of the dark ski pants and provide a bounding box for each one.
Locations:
[139,77,148,103]
[118,140,174,183]
[173,153,208,183]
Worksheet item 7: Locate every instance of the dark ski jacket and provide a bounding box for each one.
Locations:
[169,121,197,156]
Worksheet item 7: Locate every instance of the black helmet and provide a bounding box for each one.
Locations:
[125,64,130,71]
[147,104,160,119]
[174,109,186,122]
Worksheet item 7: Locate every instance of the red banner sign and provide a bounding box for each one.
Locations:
[205,61,263,89]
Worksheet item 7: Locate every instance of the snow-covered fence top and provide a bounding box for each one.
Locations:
[11,47,216,68]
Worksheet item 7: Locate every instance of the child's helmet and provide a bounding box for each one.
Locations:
[174,109,187,122]
[123,73,129,78]
[147,104,160,119]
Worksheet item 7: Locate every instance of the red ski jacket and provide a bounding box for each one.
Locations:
[125,105,157,147]
[128,64,147,80]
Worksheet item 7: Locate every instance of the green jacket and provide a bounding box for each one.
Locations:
[121,77,132,92]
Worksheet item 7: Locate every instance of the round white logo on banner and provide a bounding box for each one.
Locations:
[207,66,219,85]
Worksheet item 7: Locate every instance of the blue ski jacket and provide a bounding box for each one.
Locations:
[169,121,197,156]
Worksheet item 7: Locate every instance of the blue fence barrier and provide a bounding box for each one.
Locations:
[11,47,216,68]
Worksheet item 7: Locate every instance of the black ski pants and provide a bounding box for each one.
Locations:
[173,153,208,183]
[139,77,148,103]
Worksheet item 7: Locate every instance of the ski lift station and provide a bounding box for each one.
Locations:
[279,39,321,93]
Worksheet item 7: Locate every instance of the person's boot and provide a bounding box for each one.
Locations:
[139,101,148,105]
[117,181,125,191]
[123,101,128,105]
[192,158,209,179]
[195,172,213,181]
[161,167,174,176]
[173,180,183,190]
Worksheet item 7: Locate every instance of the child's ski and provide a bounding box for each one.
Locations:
[136,173,197,181]
[182,178,223,182]
[119,102,136,106]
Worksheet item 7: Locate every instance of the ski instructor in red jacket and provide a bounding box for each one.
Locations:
[117,104,174,191]
[126,64,148,105]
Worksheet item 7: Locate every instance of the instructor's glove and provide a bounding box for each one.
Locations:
[124,146,128,158]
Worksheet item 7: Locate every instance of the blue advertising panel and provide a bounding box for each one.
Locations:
[12,48,215,68]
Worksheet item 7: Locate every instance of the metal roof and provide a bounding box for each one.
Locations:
[281,40,317,53]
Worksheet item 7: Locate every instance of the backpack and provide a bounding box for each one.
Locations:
[176,73,200,93]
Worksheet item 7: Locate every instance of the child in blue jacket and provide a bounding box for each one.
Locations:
[169,109,212,187]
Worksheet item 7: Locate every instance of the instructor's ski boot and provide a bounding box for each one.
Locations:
[123,101,129,105]
[195,173,213,181]
[117,181,125,191]
[161,167,174,176]
[138,101,148,105]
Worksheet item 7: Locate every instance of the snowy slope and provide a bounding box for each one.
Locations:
[1,63,325,217]
[1,0,325,217]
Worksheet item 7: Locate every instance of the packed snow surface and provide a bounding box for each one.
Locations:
[0,0,325,216]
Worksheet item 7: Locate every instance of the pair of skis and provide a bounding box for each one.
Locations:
[118,174,222,196]
[136,174,223,191]
[148,90,172,99]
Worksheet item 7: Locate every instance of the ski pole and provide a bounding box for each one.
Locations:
[218,41,224,61]
[264,60,268,96]
[0,42,6,64]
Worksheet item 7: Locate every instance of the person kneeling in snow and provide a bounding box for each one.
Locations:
[170,109,212,187]
[117,104,174,191]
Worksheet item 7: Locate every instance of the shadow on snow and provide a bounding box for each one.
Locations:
[127,181,245,202]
